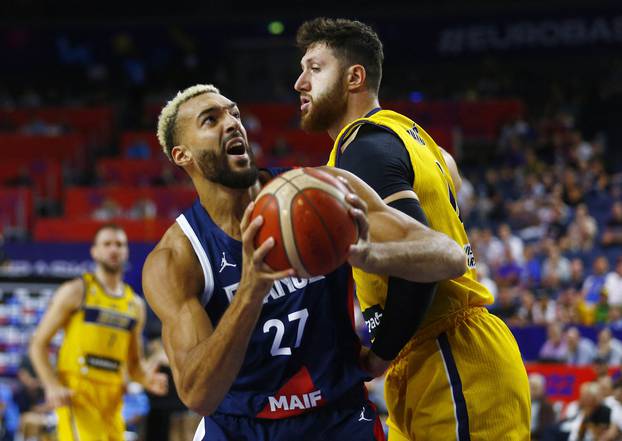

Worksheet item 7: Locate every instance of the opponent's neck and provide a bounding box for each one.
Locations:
[327,95,380,140]
[94,268,124,295]
[194,178,259,240]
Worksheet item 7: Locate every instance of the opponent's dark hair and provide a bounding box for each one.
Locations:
[296,18,384,94]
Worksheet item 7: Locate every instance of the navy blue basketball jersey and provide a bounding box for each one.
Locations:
[176,199,369,419]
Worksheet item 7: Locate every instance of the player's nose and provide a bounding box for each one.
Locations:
[224,112,243,134]
[294,71,309,92]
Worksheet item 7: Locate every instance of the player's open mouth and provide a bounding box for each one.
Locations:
[300,96,311,113]
[225,137,247,157]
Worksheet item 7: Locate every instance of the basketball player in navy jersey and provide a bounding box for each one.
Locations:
[142,84,466,441]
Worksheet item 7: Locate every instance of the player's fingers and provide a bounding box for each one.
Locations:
[346,193,367,214]
[253,236,275,265]
[337,176,356,195]
[263,267,296,280]
[240,201,255,232]
[242,215,263,252]
[349,207,369,240]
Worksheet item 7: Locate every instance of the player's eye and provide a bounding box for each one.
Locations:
[231,110,241,119]
[311,66,320,72]
[202,116,216,125]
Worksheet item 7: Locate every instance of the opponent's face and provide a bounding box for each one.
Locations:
[294,43,348,132]
[91,228,128,274]
[174,93,257,188]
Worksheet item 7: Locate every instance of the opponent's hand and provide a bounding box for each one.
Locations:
[359,347,391,378]
[44,383,74,408]
[143,369,169,396]
[239,201,295,300]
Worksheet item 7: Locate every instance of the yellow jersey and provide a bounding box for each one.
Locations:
[327,109,493,337]
[57,272,139,385]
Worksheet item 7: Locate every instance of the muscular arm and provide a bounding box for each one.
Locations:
[126,297,168,395]
[29,278,83,407]
[369,198,437,361]
[322,166,466,282]
[142,209,292,415]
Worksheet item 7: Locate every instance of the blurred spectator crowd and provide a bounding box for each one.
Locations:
[465,111,622,329]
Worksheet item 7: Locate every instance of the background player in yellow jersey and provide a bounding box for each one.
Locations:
[294,18,531,440]
[29,224,168,441]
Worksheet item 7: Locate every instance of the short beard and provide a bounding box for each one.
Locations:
[99,261,124,274]
[197,149,258,189]
[301,72,348,132]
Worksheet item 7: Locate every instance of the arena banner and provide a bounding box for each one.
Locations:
[1,242,154,293]
[435,14,622,56]
[525,363,620,403]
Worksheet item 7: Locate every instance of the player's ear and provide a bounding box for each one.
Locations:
[171,145,192,166]
[346,64,366,92]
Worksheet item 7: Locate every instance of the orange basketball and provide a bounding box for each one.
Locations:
[250,168,359,277]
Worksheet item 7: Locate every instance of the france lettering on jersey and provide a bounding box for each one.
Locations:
[176,199,369,419]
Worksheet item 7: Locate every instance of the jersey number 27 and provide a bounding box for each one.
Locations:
[263,308,309,356]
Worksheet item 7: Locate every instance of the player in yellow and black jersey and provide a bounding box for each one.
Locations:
[30,224,168,441]
[295,18,530,440]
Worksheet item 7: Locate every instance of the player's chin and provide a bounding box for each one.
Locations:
[227,153,251,167]
[102,262,123,273]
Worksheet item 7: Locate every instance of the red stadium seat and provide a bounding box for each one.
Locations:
[2,134,86,161]
[457,100,525,139]
[119,131,162,159]
[0,188,33,234]
[0,160,62,201]
[33,218,173,242]
[97,158,187,187]
[64,186,196,219]
[0,107,113,141]
[240,103,300,129]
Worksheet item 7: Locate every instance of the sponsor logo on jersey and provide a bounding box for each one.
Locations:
[85,354,121,372]
[268,390,322,412]
[359,406,373,422]
[464,243,476,269]
[362,304,384,339]
[219,252,237,273]
[83,307,136,331]
[407,124,426,146]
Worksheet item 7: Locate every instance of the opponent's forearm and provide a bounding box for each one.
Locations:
[370,278,437,361]
[29,339,61,389]
[365,234,466,282]
[128,360,148,386]
[177,291,265,415]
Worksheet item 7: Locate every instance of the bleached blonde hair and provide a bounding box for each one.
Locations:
[157,84,220,160]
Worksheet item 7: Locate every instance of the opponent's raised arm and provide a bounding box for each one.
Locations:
[142,205,292,416]
[320,167,466,282]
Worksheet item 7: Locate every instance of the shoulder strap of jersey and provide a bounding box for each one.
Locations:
[328,110,414,168]
[122,283,136,304]
[79,272,94,308]
[82,272,93,285]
